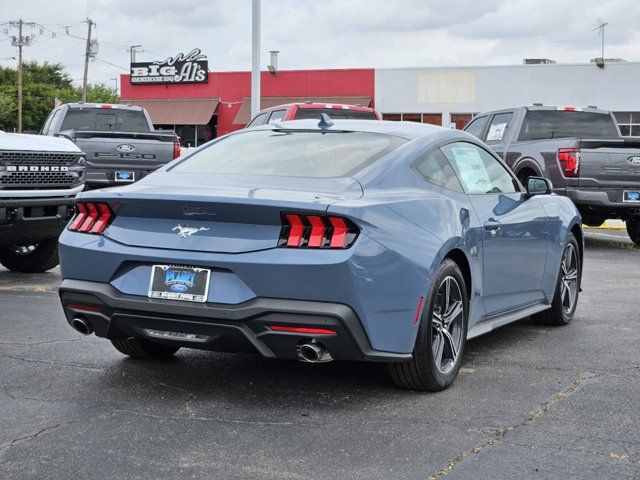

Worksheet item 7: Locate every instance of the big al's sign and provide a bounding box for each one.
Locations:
[130,49,208,85]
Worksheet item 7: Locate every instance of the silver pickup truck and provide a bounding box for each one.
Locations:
[42,103,180,188]
[0,132,84,272]
[464,105,640,245]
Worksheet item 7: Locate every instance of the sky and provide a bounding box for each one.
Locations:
[0,0,639,90]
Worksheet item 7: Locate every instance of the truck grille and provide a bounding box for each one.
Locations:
[0,150,81,189]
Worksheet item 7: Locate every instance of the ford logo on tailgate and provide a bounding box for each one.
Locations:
[117,144,135,152]
[628,156,640,165]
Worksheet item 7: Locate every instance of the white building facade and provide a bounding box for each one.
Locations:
[374,62,640,135]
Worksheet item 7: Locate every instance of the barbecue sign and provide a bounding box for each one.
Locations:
[130,49,208,85]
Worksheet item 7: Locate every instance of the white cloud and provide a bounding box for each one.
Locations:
[0,0,638,87]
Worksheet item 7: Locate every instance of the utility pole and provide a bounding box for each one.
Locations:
[250,0,261,119]
[593,20,608,60]
[17,19,23,133]
[82,18,95,103]
[128,45,142,64]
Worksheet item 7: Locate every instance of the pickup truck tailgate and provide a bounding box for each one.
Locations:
[578,139,640,189]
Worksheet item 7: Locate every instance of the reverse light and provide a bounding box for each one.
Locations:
[279,213,359,249]
[68,202,114,234]
[268,325,337,336]
[558,148,581,178]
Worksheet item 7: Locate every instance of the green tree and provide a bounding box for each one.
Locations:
[0,61,119,132]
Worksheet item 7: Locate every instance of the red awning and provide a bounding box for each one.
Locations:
[120,98,220,125]
[232,96,371,124]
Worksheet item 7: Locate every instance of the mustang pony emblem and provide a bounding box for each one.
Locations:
[172,225,210,238]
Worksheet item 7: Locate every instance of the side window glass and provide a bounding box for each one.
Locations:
[247,112,268,127]
[485,112,513,143]
[267,110,286,124]
[463,116,487,139]
[441,142,517,194]
[414,149,463,192]
[41,109,61,135]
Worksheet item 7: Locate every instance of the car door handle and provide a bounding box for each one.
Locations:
[483,220,502,233]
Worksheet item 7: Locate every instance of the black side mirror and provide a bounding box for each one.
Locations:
[526,176,553,196]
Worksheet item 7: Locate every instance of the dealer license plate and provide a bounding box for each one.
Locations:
[115,170,135,182]
[148,265,211,303]
[623,190,640,203]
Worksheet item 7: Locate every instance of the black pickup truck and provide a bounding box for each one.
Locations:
[464,105,640,245]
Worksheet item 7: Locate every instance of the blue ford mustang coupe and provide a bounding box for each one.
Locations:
[58,118,582,391]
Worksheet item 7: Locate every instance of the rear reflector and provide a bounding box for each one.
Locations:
[279,213,358,249]
[268,325,337,336]
[66,303,103,313]
[69,202,114,234]
[558,148,581,178]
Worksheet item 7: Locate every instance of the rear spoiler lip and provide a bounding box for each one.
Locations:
[58,130,178,142]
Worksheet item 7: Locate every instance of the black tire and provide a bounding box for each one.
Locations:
[532,233,581,326]
[110,338,180,359]
[626,217,640,246]
[389,258,468,391]
[0,238,59,273]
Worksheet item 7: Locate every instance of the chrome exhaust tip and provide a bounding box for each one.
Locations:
[71,317,93,335]
[297,342,333,363]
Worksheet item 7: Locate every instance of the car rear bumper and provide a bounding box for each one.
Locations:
[59,279,412,363]
[0,196,76,247]
[562,187,640,217]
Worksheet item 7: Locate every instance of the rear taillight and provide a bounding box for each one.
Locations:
[68,202,114,234]
[279,213,358,249]
[173,139,181,159]
[558,148,580,178]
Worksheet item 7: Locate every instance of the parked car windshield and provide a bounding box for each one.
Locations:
[518,110,619,141]
[171,130,406,178]
[60,108,152,132]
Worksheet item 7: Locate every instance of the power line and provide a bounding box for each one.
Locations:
[94,56,127,70]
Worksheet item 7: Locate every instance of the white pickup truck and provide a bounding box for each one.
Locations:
[0,132,84,272]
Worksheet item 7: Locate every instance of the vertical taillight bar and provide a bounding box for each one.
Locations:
[558,148,580,178]
[279,214,358,249]
[69,202,114,235]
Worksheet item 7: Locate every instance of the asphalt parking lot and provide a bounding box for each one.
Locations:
[1,230,638,480]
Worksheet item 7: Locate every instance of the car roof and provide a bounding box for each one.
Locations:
[247,118,449,141]
[475,105,610,116]
[260,102,376,113]
[64,102,144,111]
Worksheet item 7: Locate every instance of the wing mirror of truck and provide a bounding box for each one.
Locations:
[526,176,553,196]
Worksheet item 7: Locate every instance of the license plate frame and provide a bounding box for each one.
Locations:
[148,265,211,303]
[115,170,136,182]
[623,190,640,203]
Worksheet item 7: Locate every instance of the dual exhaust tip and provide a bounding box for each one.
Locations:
[297,342,333,363]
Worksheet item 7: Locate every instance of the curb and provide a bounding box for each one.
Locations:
[583,220,626,231]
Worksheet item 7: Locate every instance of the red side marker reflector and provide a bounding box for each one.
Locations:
[329,217,348,248]
[66,303,103,313]
[307,215,326,248]
[286,214,305,247]
[268,325,337,336]
[413,296,425,326]
[79,203,98,232]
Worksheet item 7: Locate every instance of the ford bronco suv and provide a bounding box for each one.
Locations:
[0,131,84,272]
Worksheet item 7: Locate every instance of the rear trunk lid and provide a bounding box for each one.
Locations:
[578,138,640,188]
[85,173,363,253]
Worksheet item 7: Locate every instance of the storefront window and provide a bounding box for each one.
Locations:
[614,112,640,136]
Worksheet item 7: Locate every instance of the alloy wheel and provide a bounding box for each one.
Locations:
[11,243,39,256]
[431,276,464,374]
[560,243,579,314]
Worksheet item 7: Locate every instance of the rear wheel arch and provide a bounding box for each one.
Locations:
[444,248,472,298]
[570,223,584,265]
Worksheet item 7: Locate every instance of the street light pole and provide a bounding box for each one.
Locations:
[250,0,261,119]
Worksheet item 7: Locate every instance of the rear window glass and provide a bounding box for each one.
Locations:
[294,108,377,120]
[171,130,406,178]
[60,108,151,132]
[518,110,618,141]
